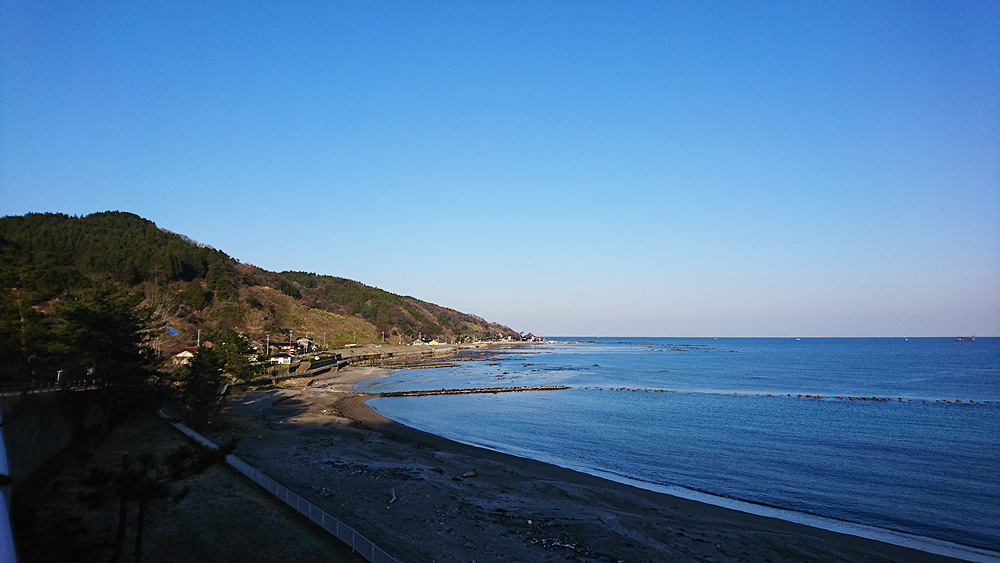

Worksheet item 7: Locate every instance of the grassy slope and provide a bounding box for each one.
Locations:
[0,212,520,355]
[242,286,379,347]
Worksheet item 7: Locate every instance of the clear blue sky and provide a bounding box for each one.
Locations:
[2,1,998,337]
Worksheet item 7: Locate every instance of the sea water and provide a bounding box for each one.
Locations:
[357,338,1000,558]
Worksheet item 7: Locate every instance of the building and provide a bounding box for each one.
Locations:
[269,353,292,365]
[171,341,215,365]
[172,348,198,365]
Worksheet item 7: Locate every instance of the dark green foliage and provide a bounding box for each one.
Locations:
[0,212,519,349]
[214,331,260,383]
[55,280,165,417]
[177,346,225,425]
[0,237,83,378]
[276,277,301,299]
[0,287,50,379]
[275,270,502,339]
[205,262,238,302]
[178,281,211,311]
[279,271,320,289]
[0,212,230,285]
[406,306,443,336]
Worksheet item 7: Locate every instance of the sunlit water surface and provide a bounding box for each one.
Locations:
[357,338,1000,557]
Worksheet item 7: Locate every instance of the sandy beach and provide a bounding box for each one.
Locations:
[205,364,965,563]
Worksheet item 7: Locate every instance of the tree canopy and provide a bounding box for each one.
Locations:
[0,211,520,386]
[55,280,165,424]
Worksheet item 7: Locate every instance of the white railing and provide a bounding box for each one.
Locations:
[0,379,100,396]
[159,412,402,563]
[225,456,401,563]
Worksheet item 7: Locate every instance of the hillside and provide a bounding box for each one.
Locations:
[0,211,520,364]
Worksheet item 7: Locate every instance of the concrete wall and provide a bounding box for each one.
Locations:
[334,343,489,365]
[0,390,104,488]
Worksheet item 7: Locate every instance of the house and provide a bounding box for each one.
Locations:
[267,342,299,355]
[296,337,315,352]
[270,353,292,365]
[172,341,215,365]
[172,347,198,366]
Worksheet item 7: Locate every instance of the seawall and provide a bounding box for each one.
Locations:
[0,390,104,488]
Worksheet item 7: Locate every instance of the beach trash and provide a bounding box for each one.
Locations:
[463,468,478,478]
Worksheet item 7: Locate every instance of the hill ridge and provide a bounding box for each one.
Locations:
[0,211,521,359]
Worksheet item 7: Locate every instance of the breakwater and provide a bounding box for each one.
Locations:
[377,385,569,398]
[361,337,1000,557]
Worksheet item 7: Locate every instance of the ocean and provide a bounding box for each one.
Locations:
[356,337,1000,560]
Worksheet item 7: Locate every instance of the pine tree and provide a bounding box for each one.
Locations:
[177,346,225,426]
[55,279,164,433]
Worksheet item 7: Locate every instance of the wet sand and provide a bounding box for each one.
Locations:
[207,366,966,563]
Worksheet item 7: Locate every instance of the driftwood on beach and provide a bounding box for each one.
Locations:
[376,385,570,398]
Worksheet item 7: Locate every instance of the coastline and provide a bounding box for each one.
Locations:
[207,363,982,563]
[364,400,998,563]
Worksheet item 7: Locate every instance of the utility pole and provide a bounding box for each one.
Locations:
[197,329,201,347]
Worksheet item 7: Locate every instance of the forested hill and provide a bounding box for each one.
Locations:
[0,212,519,355]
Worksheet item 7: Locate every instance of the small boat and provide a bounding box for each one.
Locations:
[956,336,976,341]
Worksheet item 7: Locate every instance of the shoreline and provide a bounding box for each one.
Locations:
[363,394,998,563]
[207,363,987,563]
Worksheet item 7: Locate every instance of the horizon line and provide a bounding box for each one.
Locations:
[537,335,998,339]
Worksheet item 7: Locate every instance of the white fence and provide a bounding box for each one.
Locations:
[159,412,401,563]
[0,379,100,396]
[225,456,401,563]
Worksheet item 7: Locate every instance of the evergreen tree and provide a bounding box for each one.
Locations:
[177,346,225,426]
[205,262,237,302]
[178,281,211,311]
[55,280,164,432]
[215,331,260,383]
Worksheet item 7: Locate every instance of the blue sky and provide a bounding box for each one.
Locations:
[2,1,998,337]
